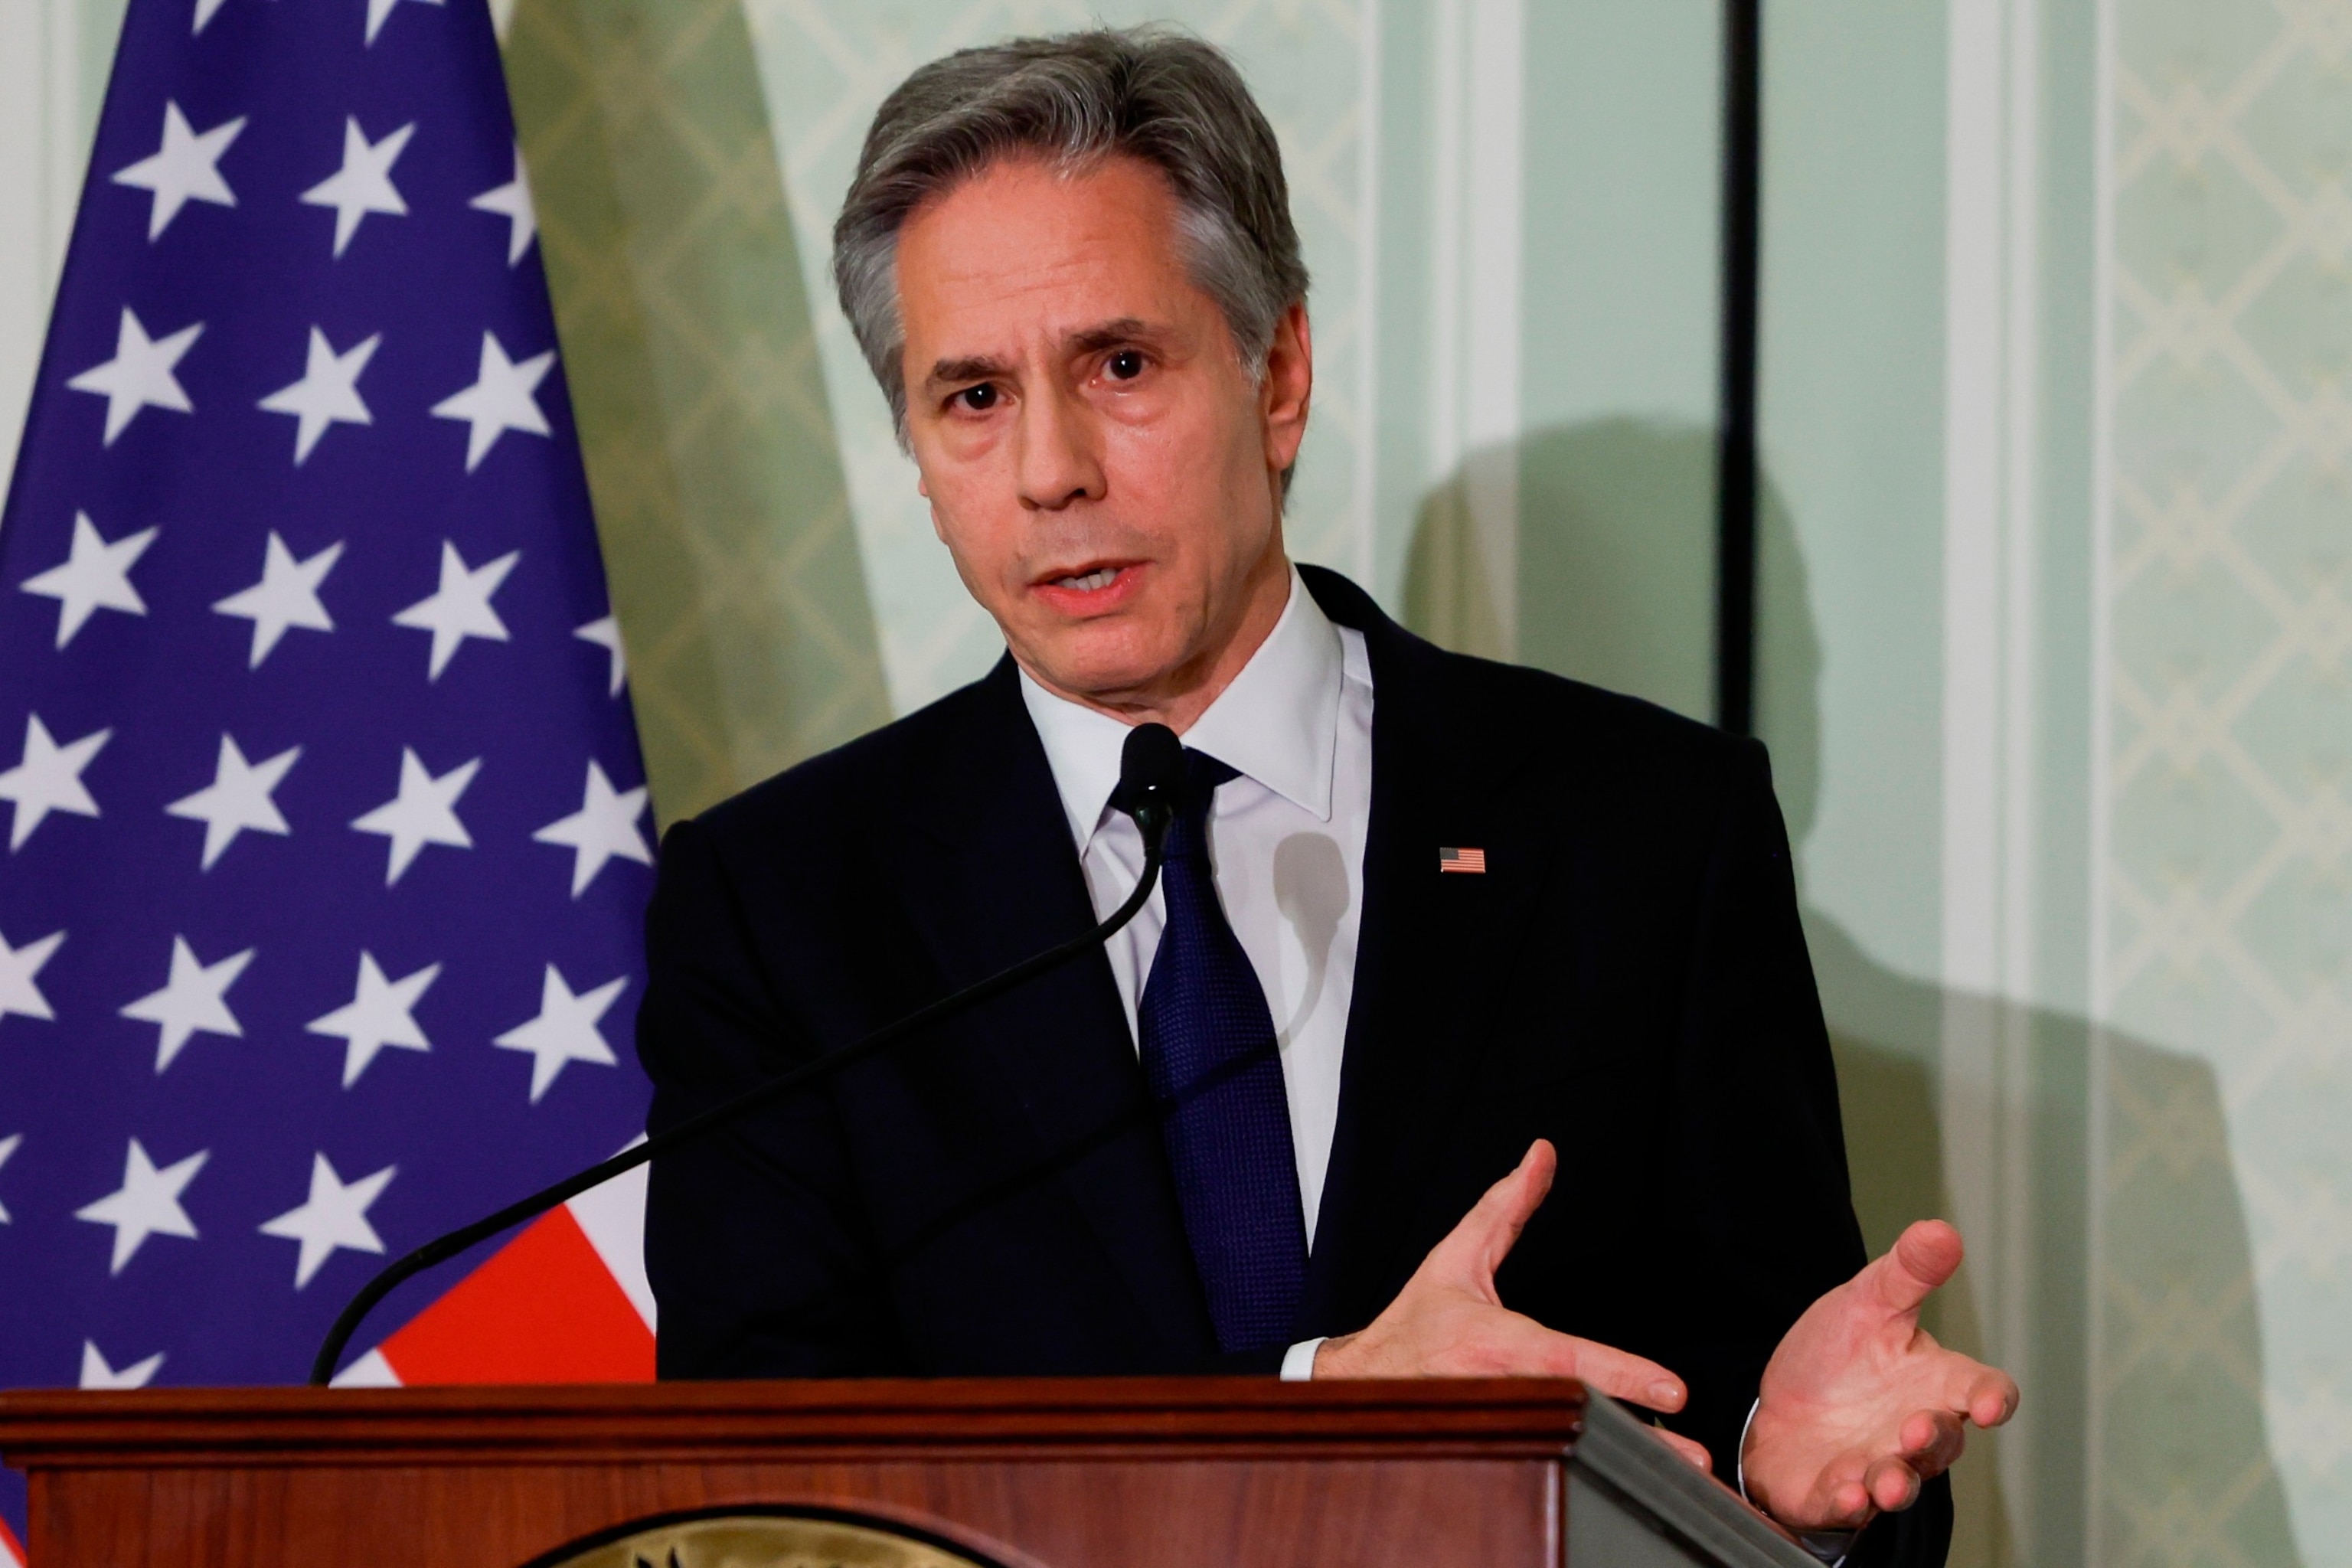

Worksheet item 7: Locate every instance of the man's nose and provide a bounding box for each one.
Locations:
[1013,382,1105,511]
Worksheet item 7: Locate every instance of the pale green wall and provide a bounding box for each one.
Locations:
[1514,2,1723,721]
[1758,4,1952,988]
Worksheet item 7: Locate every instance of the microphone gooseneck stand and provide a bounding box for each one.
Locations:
[309,721,1189,1387]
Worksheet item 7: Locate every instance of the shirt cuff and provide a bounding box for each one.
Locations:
[1279,1338,1327,1380]
[1736,1396,1856,1566]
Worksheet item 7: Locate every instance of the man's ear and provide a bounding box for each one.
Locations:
[1261,301,1312,477]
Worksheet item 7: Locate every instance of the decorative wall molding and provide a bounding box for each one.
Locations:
[2096,0,2351,1556]
[1940,0,2048,1549]
[1423,0,1524,661]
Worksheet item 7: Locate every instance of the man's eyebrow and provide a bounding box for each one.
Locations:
[926,353,1014,390]
[1067,317,1169,354]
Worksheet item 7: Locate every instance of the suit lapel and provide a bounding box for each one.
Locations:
[899,660,1215,1360]
[1296,570,1553,1336]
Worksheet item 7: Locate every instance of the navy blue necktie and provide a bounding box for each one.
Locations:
[1136,749,1308,1354]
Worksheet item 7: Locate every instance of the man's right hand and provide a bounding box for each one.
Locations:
[1312,1139,1712,1472]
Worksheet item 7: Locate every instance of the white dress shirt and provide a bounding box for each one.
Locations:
[1017,567,1372,1253]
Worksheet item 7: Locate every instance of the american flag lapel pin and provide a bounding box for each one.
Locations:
[1439,846,1488,874]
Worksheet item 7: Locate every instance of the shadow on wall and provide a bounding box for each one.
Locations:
[1405,418,2306,1568]
[1406,420,1713,717]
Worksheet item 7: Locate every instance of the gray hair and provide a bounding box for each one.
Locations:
[832,26,1310,440]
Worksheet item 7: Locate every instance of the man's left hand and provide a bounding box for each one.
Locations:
[1740,1220,2020,1533]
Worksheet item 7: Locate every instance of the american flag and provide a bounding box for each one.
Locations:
[1439,847,1487,874]
[0,0,658,1553]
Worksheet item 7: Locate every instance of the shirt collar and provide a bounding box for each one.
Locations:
[1018,565,1346,851]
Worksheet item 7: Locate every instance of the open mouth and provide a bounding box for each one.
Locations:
[1031,560,1144,615]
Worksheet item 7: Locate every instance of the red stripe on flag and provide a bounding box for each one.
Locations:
[0,1514,24,1567]
[378,1206,653,1385]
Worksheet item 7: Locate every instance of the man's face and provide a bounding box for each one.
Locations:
[895,155,1311,719]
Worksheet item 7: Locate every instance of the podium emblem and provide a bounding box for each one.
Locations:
[537,1513,1000,1568]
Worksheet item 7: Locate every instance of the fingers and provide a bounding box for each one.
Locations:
[1785,1406,1969,1533]
[1566,1337,1687,1414]
[1820,1475,1874,1530]
[1765,1386,1991,1534]
[1393,1308,1687,1403]
[1480,1138,1557,1256]
[1864,1219,1965,1315]
[1953,1364,2021,1429]
[1650,1425,1712,1474]
[1863,1454,1923,1514]
[1790,1455,1877,1531]
[1896,1409,1968,1477]
[1425,1140,1558,1298]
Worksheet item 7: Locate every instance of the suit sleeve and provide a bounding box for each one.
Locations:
[1661,738,1953,1567]
[636,815,904,1378]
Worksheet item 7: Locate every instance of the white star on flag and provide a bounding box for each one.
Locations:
[258,327,380,463]
[193,0,230,32]
[213,533,342,667]
[19,510,158,648]
[75,1138,207,1275]
[65,306,200,445]
[0,1133,20,1223]
[0,929,64,1025]
[574,616,626,696]
[430,331,554,472]
[119,936,255,1072]
[80,1341,166,1390]
[0,714,110,852]
[301,118,414,257]
[351,748,479,885]
[259,1153,394,1289]
[393,541,518,679]
[470,145,537,266]
[495,965,627,1102]
[533,760,652,897]
[364,0,443,47]
[165,733,298,870]
[307,952,439,1087]
[111,100,243,240]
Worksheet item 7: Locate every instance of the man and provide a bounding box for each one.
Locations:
[638,28,2015,1565]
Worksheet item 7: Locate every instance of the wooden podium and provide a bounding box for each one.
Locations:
[0,1378,1814,1567]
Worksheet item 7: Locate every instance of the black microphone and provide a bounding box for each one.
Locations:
[310,720,1191,1386]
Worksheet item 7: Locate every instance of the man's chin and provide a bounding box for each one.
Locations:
[1014,636,1187,714]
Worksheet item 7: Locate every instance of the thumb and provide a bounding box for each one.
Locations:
[1864,1219,1965,1316]
[1425,1140,1557,1303]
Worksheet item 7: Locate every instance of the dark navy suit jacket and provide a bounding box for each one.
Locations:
[636,566,1952,1564]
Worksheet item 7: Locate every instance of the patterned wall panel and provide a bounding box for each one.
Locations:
[2102,0,2352,1558]
[503,0,892,824]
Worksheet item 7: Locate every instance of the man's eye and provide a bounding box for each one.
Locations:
[955,384,999,412]
[1107,350,1145,381]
